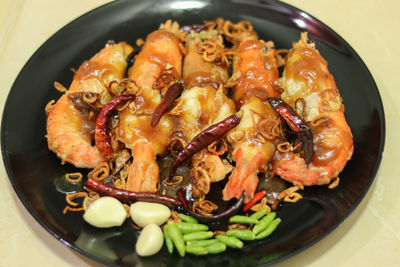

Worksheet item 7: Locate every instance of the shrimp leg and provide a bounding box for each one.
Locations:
[117,21,184,192]
[273,32,353,186]
[46,42,133,168]
[223,28,281,202]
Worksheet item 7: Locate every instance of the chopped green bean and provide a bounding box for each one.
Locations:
[167,222,185,257]
[252,212,276,235]
[225,229,255,241]
[183,231,214,242]
[163,224,174,254]
[176,222,208,233]
[249,208,269,220]
[229,215,259,225]
[186,245,208,255]
[186,239,219,247]
[205,241,226,254]
[215,235,243,249]
[178,213,198,224]
[255,218,281,240]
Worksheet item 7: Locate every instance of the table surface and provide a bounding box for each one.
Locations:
[0,0,399,266]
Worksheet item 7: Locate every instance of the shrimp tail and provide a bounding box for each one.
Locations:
[222,148,262,202]
[126,142,159,193]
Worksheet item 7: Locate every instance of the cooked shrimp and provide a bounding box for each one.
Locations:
[273,32,353,186]
[172,29,235,198]
[126,142,159,192]
[46,42,133,168]
[117,21,184,192]
[223,37,281,202]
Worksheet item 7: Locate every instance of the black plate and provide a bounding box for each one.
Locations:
[1,0,385,266]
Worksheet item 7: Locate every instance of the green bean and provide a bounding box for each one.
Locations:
[215,235,243,249]
[205,242,226,254]
[185,245,208,255]
[225,229,255,241]
[229,215,259,225]
[255,218,281,240]
[249,208,269,220]
[167,222,185,257]
[178,213,198,224]
[176,222,208,233]
[252,212,276,235]
[186,239,219,247]
[163,224,174,254]
[183,231,214,242]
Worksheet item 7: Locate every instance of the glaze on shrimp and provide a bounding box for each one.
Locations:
[46,42,133,168]
[117,21,184,192]
[223,28,282,202]
[273,32,353,186]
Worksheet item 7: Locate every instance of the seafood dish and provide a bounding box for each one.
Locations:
[45,18,354,257]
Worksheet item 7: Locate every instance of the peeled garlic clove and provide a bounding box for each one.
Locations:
[130,202,171,227]
[136,224,164,257]
[83,196,127,228]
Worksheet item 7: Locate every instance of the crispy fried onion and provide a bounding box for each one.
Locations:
[63,192,88,214]
[88,162,110,182]
[152,65,179,92]
[204,17,225,31]
[196,41,228,66]
[228,223,250,230]
[163,175,184,186]
[67,92,100,112]
[118,78,142,95]
[258,116,283,141]
[192,199,218,216]
[169,130,187,157]
[207,139,228,155]
[110,149,131,175]
[65,192,88,207]
[328,177,340,189]
[191,167,211,198]
[45,99,55,115]
[275,49,290,68]
[65,172,83,183]
[63,206,84,214]
[295,98,307,119]
[224,70,241,88]
[277,142,291,153]
[278,185,303,203]
[222,20,255,47]
[250,197,271,213]
[227,130,245,144]
[54,81,67,92]
[167,210,182,224]
[168,97,184,116]
[311,115,331,127]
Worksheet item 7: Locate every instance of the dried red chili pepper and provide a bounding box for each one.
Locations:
[85,178,181,207]
[151,81,184,127]
[268,97,313,165]
[243,190,267,212]
[176,188,245,223]
[169,113,241,176]
[94,94,135,157]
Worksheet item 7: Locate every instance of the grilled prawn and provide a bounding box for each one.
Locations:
[223,31,282,202]
[273,32,353,186]
[171,28,235,198]
[117,21,184,192]
[46,42,133,168]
